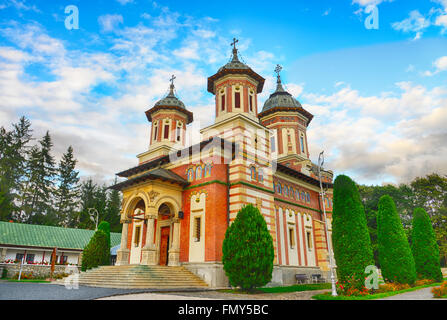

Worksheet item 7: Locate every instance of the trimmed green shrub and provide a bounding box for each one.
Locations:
[377,195,416,284]
[332,175,374,290]
[98,221,111,265]
[81,229,109,272]
[222,204,274,290]
[411,208,443,282]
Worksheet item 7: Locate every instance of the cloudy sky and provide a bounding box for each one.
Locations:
[0,0,446,186]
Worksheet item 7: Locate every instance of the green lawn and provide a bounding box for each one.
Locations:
[312,282,442,300]
[219,283,331,294]
[7,279,51,283]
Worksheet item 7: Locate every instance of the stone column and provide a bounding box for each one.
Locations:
[1,247,7,262]
[141,214,157,265]
[168,218,180,266]
[116,220,130,266]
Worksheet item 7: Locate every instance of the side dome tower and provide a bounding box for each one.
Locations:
[258,65,313,171]
[138,75,193,164]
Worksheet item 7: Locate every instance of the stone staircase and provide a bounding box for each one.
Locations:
[58,265,209,289]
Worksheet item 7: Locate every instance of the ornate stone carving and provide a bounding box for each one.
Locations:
[148,191,160,203]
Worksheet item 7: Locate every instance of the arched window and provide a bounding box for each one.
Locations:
[187,168,194,182]
[301,191,305,201]
[306,193,311,203]
[250,166,257,180]
[258,168,264,182]
[204,163,212,177]
[290,187,294,198]
[284,186,289,197]
[196,166,202,180]
[277,183,282,194]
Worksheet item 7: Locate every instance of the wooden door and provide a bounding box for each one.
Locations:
[159,226,170,266]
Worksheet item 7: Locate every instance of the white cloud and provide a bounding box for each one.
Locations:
[116,0,133,5]
[424,56,447,76]
[98,14,124,33]
[392,10,430,39]
[352,0,390,6]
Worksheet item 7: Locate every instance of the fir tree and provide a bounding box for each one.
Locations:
[55,146,80,227]
[377,195,416,284]
[222,204,274,291]
[21,131,56,224]
[332,175,374,290]
[105,178,122,232]
[411,208,443,281]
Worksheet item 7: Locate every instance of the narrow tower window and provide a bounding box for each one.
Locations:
[249,95,253,112]
[164,123,169,139]
[300,135,305,153]
[194,217,201,242]
[235,92,241,108]
[221,94,225,111]
[153,122,158,141]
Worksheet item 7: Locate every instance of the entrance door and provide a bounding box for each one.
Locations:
[159,226,170,266]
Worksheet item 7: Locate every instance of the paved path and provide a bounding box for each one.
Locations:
[380,287,447,300]
[0,281,154,300]
[100,289,330,300]
[98,293,216,300]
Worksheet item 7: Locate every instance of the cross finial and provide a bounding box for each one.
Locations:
[169,74,176,86]
[275,64,283,84]
[231,37,239,50]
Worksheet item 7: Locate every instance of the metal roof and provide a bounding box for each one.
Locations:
[0,221,121,250]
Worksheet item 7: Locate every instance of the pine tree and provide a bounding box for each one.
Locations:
[55,146,80,227]
[21,131,56,224]
[98,221,111,265]
[81,229,109,271]
[222,204,274,291]
[105,178,121,232]
[411,208,443,281]
[377,195,416,284]
[332,175,374,290]
[0,117,32,221]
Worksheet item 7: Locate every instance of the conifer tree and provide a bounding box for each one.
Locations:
[55,146,80,227]
[21,131,56,224]
[377,195,416,284]
[222,204,274,290]
[332,175,374,290]
[98,221,111,265]
[411,208,443,281]
[105,178,121,232]
[81,229,109,271]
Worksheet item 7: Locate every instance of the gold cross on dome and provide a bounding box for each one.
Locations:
[231,37,239,49]
[170,74,176,86]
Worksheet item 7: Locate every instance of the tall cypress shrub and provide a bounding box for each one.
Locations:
[81,230,109,272]
[332,175,374,289]
[98,221,111,265]
[222,204,274,290]
[377,195,416,284]
[411,208,443,281]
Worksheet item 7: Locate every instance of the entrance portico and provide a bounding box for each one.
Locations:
[115,180,184,267]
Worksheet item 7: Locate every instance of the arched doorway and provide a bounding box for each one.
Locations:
[158,203,172,266]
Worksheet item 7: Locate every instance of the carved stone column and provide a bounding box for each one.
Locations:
[116,220,130,266]
[141,213,157,266]
[168,218,180,266]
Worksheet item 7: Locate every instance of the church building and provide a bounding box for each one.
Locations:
[110,40,334,287]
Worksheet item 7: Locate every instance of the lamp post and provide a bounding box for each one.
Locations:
[317,151,337,296]
[88,208,99,231]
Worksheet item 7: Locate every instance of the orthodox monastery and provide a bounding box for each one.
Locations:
[111,40,334,287]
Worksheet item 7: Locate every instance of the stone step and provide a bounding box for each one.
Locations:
[60,265,208,289]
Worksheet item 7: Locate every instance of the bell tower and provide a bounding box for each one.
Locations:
[206,38,265,125]
[258,65,314,173]
[138,75,193,164]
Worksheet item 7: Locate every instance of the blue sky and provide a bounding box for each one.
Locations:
[0,0,446,185]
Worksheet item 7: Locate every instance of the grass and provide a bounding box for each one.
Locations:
[219,283,331,294]
[312,282,442,300]
[7,279,51,283]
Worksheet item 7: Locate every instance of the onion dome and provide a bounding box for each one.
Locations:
[258,65,313,125]
[145,75,193,124]
[207,38,265,94]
